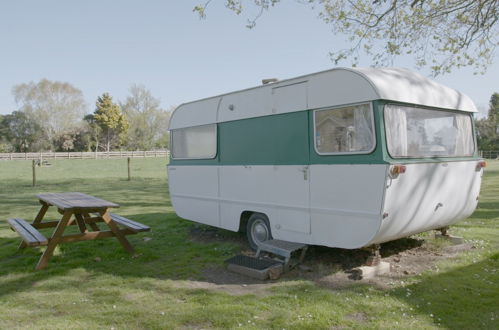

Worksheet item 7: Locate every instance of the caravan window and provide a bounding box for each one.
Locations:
[314,103,375,155]
[171,124,217,159]
[384,105,474,158]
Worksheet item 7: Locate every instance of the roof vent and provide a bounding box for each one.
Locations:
[262,78,278,85]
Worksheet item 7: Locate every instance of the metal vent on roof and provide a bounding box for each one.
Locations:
[262,78,278,85]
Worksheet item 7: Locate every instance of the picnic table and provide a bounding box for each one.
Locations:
[8,192,150,270]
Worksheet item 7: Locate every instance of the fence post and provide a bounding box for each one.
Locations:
[127,157,131,181]
[32,160,36,187]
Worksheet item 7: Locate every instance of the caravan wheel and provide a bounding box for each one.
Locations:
[247,213,272,250]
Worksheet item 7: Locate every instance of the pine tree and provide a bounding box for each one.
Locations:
[93,93,129,152]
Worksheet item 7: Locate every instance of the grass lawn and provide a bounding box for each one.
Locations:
[0,158,498,329]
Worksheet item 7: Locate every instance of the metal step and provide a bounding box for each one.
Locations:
[256,239,308,270]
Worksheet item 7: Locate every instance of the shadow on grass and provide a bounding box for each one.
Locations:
[1,209,425,294]
[0,211,238,295]
[391,252,499,329]
[0,210,497,329]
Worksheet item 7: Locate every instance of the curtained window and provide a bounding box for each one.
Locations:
[171,124,217,159]
[314,103,375,154]
[384,104,474,158]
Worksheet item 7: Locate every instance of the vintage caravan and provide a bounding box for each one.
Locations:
[167,67,484,250]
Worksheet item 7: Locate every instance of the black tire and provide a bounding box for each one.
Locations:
[246,213,272,250]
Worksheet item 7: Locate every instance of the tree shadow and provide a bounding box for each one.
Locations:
[0,209,496,329]
[390,252,499,329]
[0,210,427,296]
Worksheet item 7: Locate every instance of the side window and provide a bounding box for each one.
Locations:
[314,103,375,154]
[171,124,217,159]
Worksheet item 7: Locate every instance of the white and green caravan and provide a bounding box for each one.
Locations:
[167,67,484,250]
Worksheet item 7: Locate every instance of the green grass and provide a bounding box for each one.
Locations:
[0,158,498,329]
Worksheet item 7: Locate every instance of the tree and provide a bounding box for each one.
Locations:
[120,84,171,150]
[488,93,499,121]
[12,79,87,148]
[0,111,47,152]
[0,114,13,152]
[476,92,499,150]
[92,93,129,152]
[83,114,102,152]
[195,0,498,75]
[50,126,90,152]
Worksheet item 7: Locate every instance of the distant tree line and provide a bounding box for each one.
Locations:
[0,80,171,152]
[476,93,499,151]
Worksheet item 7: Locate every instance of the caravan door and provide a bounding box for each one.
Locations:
[272,82,311,237]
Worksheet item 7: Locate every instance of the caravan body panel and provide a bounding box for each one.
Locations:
[371,161,482,244]
[168,67,482,249]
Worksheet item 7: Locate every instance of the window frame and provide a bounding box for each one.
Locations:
[313,102,377,156]
[383,103,476,159]
[170,123,218,160]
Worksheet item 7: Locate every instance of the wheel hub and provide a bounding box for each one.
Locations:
[252,220,269,244]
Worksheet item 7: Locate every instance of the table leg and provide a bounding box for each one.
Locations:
[36,211,72,270]
[83,212,100,231]
[100,210,135,254]
[74,214,88,233]
[19,203,49,250]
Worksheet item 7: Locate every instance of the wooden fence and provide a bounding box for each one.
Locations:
[480,150,499,159]
[0,150,169,161]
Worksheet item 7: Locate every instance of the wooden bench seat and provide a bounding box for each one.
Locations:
[8,218,48,246]
[109,213,150,233]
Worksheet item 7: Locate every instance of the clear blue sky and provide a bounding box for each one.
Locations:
[0,0,497,116]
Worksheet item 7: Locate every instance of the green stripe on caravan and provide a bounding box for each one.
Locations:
[168,100,479,166]
[169,106,386,166]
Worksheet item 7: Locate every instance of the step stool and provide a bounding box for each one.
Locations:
[256,239,308,271]
[225,240,308,280]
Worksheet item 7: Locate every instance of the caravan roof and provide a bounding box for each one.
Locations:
[169,67,477,130]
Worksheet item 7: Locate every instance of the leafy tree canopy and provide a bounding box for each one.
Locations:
[476,92,499,150]
[488,92,499,120]
[12,79,87,146]
[93,93,129,152]
[0,111,47,152]
[120,84,171,150]
[195,0,498,75]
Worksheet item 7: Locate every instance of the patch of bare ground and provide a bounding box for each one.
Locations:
[189,224,247,247]
[187,227,473,294]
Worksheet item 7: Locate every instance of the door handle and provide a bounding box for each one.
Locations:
[300,166,309,180]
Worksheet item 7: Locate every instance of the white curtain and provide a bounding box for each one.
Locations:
[454,115,474,156]
[172,124,217,159]
[385,105,408,157]
[353,105,374,151]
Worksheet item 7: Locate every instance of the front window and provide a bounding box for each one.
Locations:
[384,104,474,158]
[314,103,375,155]
[171,124,217,159]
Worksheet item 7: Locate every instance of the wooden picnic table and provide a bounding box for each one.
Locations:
[8,192,150,270]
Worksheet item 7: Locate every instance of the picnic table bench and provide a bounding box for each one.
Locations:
[7,192,150,270]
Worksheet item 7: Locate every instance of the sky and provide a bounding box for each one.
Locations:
[0,1,497,117]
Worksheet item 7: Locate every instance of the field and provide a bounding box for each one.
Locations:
[0,158,498,329]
